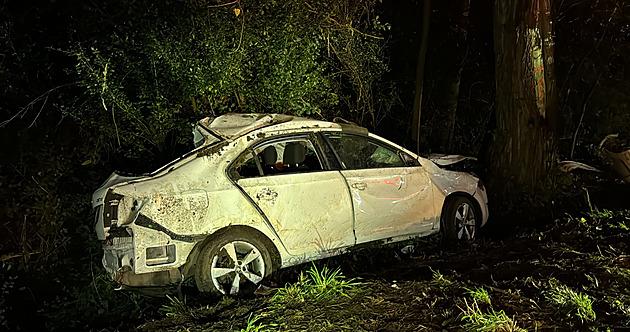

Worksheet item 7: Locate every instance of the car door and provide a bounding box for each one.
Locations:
[322,132,435,244]
[229,134,356,257]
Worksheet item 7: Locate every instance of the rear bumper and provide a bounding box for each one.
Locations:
[103,236,182,287]
[114,266,181,287]
[102,236,134,277]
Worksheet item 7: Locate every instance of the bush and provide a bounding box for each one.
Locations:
[67,0,392,165]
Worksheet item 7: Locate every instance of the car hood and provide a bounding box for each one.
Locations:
[426,154,477,166]
[91,172,146,208]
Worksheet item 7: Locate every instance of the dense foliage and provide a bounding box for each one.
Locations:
[68,0,392,162]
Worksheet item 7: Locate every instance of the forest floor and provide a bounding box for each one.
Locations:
[5,179,629,331]
[119,188,630,332]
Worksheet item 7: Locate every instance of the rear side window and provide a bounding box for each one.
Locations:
[229,136,324,180]
[323,133,405,169]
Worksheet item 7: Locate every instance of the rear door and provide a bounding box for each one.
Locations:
[322,132,435,244]
[229,134,355,257]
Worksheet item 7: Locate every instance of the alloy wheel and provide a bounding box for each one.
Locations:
[210,241,266,295]
[455,202,476,240]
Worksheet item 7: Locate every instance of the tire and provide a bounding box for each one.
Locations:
[442,196,479,242]
[195,229,274,296]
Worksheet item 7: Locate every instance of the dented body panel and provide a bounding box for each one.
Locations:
[341,167,435,243]
[91,113,489,289]
[239,171,355,256]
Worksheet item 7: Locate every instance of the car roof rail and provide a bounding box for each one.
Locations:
[333,117,368,135]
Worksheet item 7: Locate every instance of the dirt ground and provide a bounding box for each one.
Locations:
[129,193,630,332]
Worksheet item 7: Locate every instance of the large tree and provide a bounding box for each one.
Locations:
[493,0,559,193]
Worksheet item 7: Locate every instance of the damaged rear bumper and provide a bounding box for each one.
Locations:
[103,236,182,288]
[114,266,181,287]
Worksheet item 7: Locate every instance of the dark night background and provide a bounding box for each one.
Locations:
[1,0,630,330]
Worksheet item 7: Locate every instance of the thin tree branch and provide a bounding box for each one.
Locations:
[207,0,238,8]
[0,82,77,128]
[236,0,245,51]
[570,76,599,159]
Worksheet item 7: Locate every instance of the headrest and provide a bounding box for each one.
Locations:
[262,146,277,166]
[283,142,306,164]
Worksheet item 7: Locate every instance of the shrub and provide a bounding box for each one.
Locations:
[67,0,392,166]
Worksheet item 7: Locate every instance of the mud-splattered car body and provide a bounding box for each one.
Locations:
[91,113,489,292]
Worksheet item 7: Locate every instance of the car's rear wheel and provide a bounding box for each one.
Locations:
[196,229,274,296]
[443,196,478,242]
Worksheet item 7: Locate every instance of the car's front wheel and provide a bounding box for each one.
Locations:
[442,196,478,242]
[196,229,273,296]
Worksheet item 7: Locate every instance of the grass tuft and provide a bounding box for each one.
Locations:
[466,287,491,304]
[306,264,359,300]
[159,294,192,317]
[587,208,614,222]
[429,267,452,288]
[238,313,271,332]
[271,263,359,308]
[461,299,525,332]
[546,280,596,323]
[271,272,310,307]
[611,297,630,326]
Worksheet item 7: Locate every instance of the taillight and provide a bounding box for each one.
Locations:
[104,191,123,227]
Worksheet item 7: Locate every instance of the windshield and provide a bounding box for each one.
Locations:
[193,124,221,148]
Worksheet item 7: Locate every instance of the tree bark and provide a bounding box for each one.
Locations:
[492,0,559,192]
[411,0,431,155]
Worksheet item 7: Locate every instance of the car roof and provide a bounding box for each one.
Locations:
[198,113,364,140]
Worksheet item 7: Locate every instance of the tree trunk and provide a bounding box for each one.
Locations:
[492,0,558,193]
[411,0,431,155]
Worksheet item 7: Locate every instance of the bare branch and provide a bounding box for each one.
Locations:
[0,82,77,128]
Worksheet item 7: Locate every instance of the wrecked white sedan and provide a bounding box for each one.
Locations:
[92,113,489,295]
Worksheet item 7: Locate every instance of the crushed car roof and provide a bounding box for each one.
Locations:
[198,113,338,140]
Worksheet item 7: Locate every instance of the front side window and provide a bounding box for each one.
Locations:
[324,133,406,169]
[229,136,324,180]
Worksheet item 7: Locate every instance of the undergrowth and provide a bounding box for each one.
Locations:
[238,313,273,332]
[429,268,452,289]
[546,279,596,323]
[460,299,525,332]
[466,287,491,304]
[249,263,360,330]
[150,263,361,331]
[577,189,630,230]
[458,284,525,331]
[612,296,630,325]
[160,294,194,318]
[270,263,360,308]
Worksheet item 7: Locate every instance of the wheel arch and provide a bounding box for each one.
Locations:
[439,192,483,231]
[180,225,282,279]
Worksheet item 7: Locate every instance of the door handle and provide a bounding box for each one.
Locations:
[351,182,367,190]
